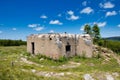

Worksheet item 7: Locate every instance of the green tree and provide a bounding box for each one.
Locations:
[84,24,91,35]
[92,24,101,43]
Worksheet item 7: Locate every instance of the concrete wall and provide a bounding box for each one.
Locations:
[77,38,93,58]
[27,33,93,59]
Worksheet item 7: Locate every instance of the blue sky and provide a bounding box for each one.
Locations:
[0,0,120,40]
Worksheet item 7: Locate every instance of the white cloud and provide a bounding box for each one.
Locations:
[40,15,47,19]
[80,7,93,14]
[67,10,79,21]
[34,27,44,31]
[49,20,63,25]
[67,15,79,21]
[12,28,17,31]
[94,22,107,27]
[67,10,74,15]
[82,1,87,6]
[28,24,44,31]
[99,2,114,9]
[28,24,40,28]
[80,25,85,31]
[0,31,2,34]
[118,24,120,27]
[58,14,62,17]
[50,30,54,33]
[106,11,117,17]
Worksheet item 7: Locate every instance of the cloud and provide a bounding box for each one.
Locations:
[50,30,54,33]
[80,25,85,31]
[28,24,40,28]
[0,31,2,34]
[67,10,74,15]
[99,2,114,9]
[40,15,48,19]
[49,20,63,25]
[80,7,93,14]
[28,24,44,31]
[118,24,120,27]
[106,11,117,17]
[67,15,79,21]
[12,28,17,31]
[58,14,62,17]
[67,10,79,21]
[82,1,87,6]
[94,22,107,27]
[34,27,44,31]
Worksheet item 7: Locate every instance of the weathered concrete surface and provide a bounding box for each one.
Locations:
[27,33,93,59]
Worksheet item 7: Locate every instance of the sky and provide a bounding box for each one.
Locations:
[0,0,120,40]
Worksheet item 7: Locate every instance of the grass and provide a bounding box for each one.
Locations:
[0,46,120,80]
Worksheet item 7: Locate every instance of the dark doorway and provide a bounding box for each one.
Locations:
[66,43,71,52]
[31,42,35,54]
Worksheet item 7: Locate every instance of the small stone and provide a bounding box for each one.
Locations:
[59,73,64,76]
[31,69,36,73]
[112,72,119,77]
[40,58,44,61]
[106,74,114,80]
[66,72,72,75]
[83,74,94,80]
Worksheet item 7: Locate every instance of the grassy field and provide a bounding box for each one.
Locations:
[0,46,120,80]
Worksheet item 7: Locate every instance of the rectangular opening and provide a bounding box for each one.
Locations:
[66,45,71,52]
[31,42,35,54]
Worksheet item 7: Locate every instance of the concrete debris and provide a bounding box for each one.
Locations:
[36,71,66,77]
[106,74,114,80]
[112,72,119,77]
[40,58,44,61]
[83,74,94,80]
[31,69,36,73]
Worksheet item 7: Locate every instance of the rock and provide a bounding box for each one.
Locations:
[40,58,44,61]
[59,73,64,76]
[83,74,94,80]
[66,72,72,75]
[106,74,114,80]
[112,72,119,77]
[31,69,36,73]
[21,57,27,62]
[106,54,111,58]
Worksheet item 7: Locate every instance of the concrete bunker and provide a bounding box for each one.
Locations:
[27,33,93,59]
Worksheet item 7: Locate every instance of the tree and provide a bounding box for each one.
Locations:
[92,24,101,43]
[84,24,91,35]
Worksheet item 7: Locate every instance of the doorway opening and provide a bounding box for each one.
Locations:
[31,42,35,54]
[66,43,71,52]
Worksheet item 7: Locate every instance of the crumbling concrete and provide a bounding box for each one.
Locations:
[27,33,93,59]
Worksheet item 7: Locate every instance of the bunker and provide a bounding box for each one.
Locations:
[27,33,93,59]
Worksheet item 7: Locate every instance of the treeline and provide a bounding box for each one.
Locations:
[97,39,120,54]
[83,24,120,54]
[0,39,26,46]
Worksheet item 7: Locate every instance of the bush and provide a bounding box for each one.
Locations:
[95,39,120,54]
[58,56,68,62]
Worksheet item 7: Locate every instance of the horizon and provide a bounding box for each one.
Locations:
[0,0,120,40]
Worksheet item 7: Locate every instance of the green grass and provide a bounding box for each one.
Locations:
[0,46,120,80]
